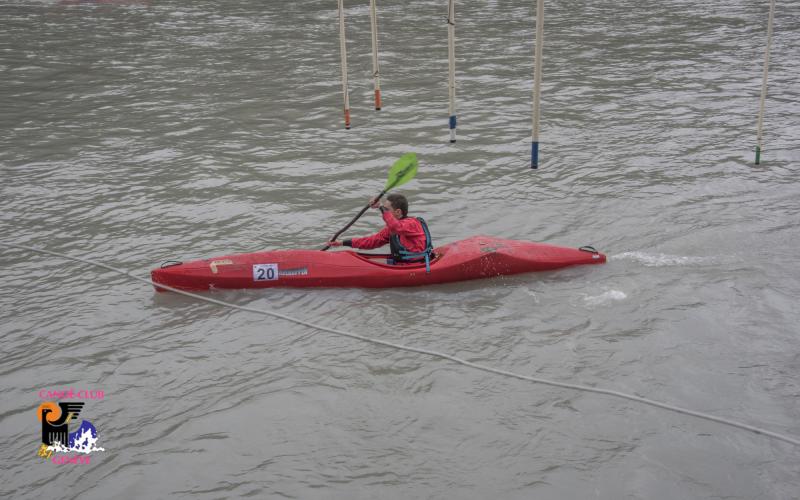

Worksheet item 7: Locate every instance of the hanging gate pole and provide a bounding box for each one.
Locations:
[755,0,776,165]
[531,0,545,168]
[447,0,457,143]
[369,0,382,110]
[338,0,351,129]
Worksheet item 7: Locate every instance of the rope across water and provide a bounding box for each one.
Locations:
[3,241,798,448]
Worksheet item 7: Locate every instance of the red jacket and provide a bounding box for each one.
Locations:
[349,210,427,253]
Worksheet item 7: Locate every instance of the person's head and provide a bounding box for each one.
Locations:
[384,194,409,218]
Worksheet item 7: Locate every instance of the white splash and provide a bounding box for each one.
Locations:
[524,288,540,303]
[611,251,712,267]
[584,290,627,306]
[47,428,105,455]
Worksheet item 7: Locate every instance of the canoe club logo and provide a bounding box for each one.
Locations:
[36,389,105,464]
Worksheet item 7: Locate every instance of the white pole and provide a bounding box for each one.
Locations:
[338,0,351,129]
[531,0,544,168]
[447,0,457,143]
[369,0,382,110]
[755,0,775,165]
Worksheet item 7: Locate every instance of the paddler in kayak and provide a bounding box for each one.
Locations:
[326,194,434,271]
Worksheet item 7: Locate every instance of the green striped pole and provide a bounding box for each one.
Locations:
[447,0,457,143]
[755,0,775,165]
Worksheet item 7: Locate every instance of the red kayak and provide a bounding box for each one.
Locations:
[151,236,606,291]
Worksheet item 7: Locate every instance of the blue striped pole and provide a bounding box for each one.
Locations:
[531,0,544,168]
[447,0,457,143]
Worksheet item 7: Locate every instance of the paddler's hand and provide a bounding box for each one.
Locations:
[327,240,342,247]
[369,197,381,209]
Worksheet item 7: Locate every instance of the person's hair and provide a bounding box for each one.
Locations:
[386,193,409,216]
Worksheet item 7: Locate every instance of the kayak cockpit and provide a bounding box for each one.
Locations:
[350,250,444,269]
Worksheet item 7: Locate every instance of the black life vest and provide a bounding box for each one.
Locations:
[389,217,434,273]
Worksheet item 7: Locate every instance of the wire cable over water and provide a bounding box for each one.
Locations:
[3,241,799,448]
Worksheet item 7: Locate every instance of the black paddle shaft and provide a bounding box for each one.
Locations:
[321,189,387,251]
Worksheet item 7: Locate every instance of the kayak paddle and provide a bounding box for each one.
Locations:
[321,153,418,251]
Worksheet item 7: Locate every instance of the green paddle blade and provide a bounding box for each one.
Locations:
[384,153,418,191]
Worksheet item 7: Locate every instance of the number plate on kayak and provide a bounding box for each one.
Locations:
[253,264,279,281]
